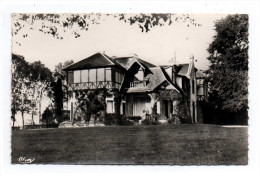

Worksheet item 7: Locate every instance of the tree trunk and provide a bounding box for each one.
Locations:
[22,111,25,129]
[38,89,43,124]
[31,111,34,125]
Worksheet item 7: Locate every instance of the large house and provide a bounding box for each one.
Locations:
[63,52,208,123]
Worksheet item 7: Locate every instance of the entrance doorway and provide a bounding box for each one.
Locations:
[133,96,151,116]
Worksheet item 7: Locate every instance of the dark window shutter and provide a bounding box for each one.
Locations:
[68,71,74,84]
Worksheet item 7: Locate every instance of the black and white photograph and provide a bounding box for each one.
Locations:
[1,1,260,176]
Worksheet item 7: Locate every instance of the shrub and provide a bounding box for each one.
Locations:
[127,116,142,122]
[115,114,134,126]
[168,114,181,124]
[104,114,117,126]
[141,119,151,125]
[42,107,54,126]
[141,118,159,125]
[179,116,192,124]
[104,114,134,126]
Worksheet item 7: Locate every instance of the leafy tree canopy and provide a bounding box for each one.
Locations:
[53,60,74,80]
[12,13,201,41]
[207,14,248,112]
[30,61,53,82]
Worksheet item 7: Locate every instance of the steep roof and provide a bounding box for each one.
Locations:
[127,67,179,93]
[160,64,190,77]
[63,52,123,71]
[177,64,189,76]
[114,57,156,69]
[160,66,183,93]
[196,70,207,78]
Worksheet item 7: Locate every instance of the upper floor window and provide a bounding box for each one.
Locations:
[114,70,124,83]
[81,69,88,82]
[89,69,96,82]
[68,67,115,84]
[105,68,112,81]
[74,70,81,83]
[97,68,105,82]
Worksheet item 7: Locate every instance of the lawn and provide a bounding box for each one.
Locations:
[11,124,248,165]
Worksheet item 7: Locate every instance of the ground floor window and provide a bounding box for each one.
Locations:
[120,101,126,115]
[106,100,114,113]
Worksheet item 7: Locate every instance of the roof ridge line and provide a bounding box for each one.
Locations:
[100,52,115,65]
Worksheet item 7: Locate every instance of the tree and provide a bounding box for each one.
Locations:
[74,89,106,122]
[42,107,54,126]
[207,15,248,114]
[53,60,74,81]
[12,54,53,127]
[29,61,53,124]
[53,60,74,109]
[11,54,32,128]
[50,78,64,123]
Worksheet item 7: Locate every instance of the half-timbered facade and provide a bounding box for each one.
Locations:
[64,52,207,123]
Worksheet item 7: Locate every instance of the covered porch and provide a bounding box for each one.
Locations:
[125,89,182,120]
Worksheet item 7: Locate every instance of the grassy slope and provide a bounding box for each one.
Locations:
[11,124,248,165]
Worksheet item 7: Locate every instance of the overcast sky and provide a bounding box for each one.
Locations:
[12,14,227,71]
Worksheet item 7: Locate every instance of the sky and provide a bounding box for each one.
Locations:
[12,14,227,71]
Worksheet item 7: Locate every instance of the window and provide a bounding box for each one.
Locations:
[81,69,88,82]
[106,101,114,113]
[74,70,81,83]
[105,69,111,81]
[89,69,96,82]
[97,68,105,82]
[156,101,160,114]
[68,71,74,84]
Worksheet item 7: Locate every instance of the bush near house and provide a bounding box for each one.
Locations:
[104,114,134,126]
[127,116,142,122]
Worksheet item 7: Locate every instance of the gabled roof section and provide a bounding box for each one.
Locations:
[127,67,179,93]
[161,64,190,77]
[177,64,189,76]
[160,66,183,93]
[63,52,124,71]
[196,70,207,78]
[114,57,156,69]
